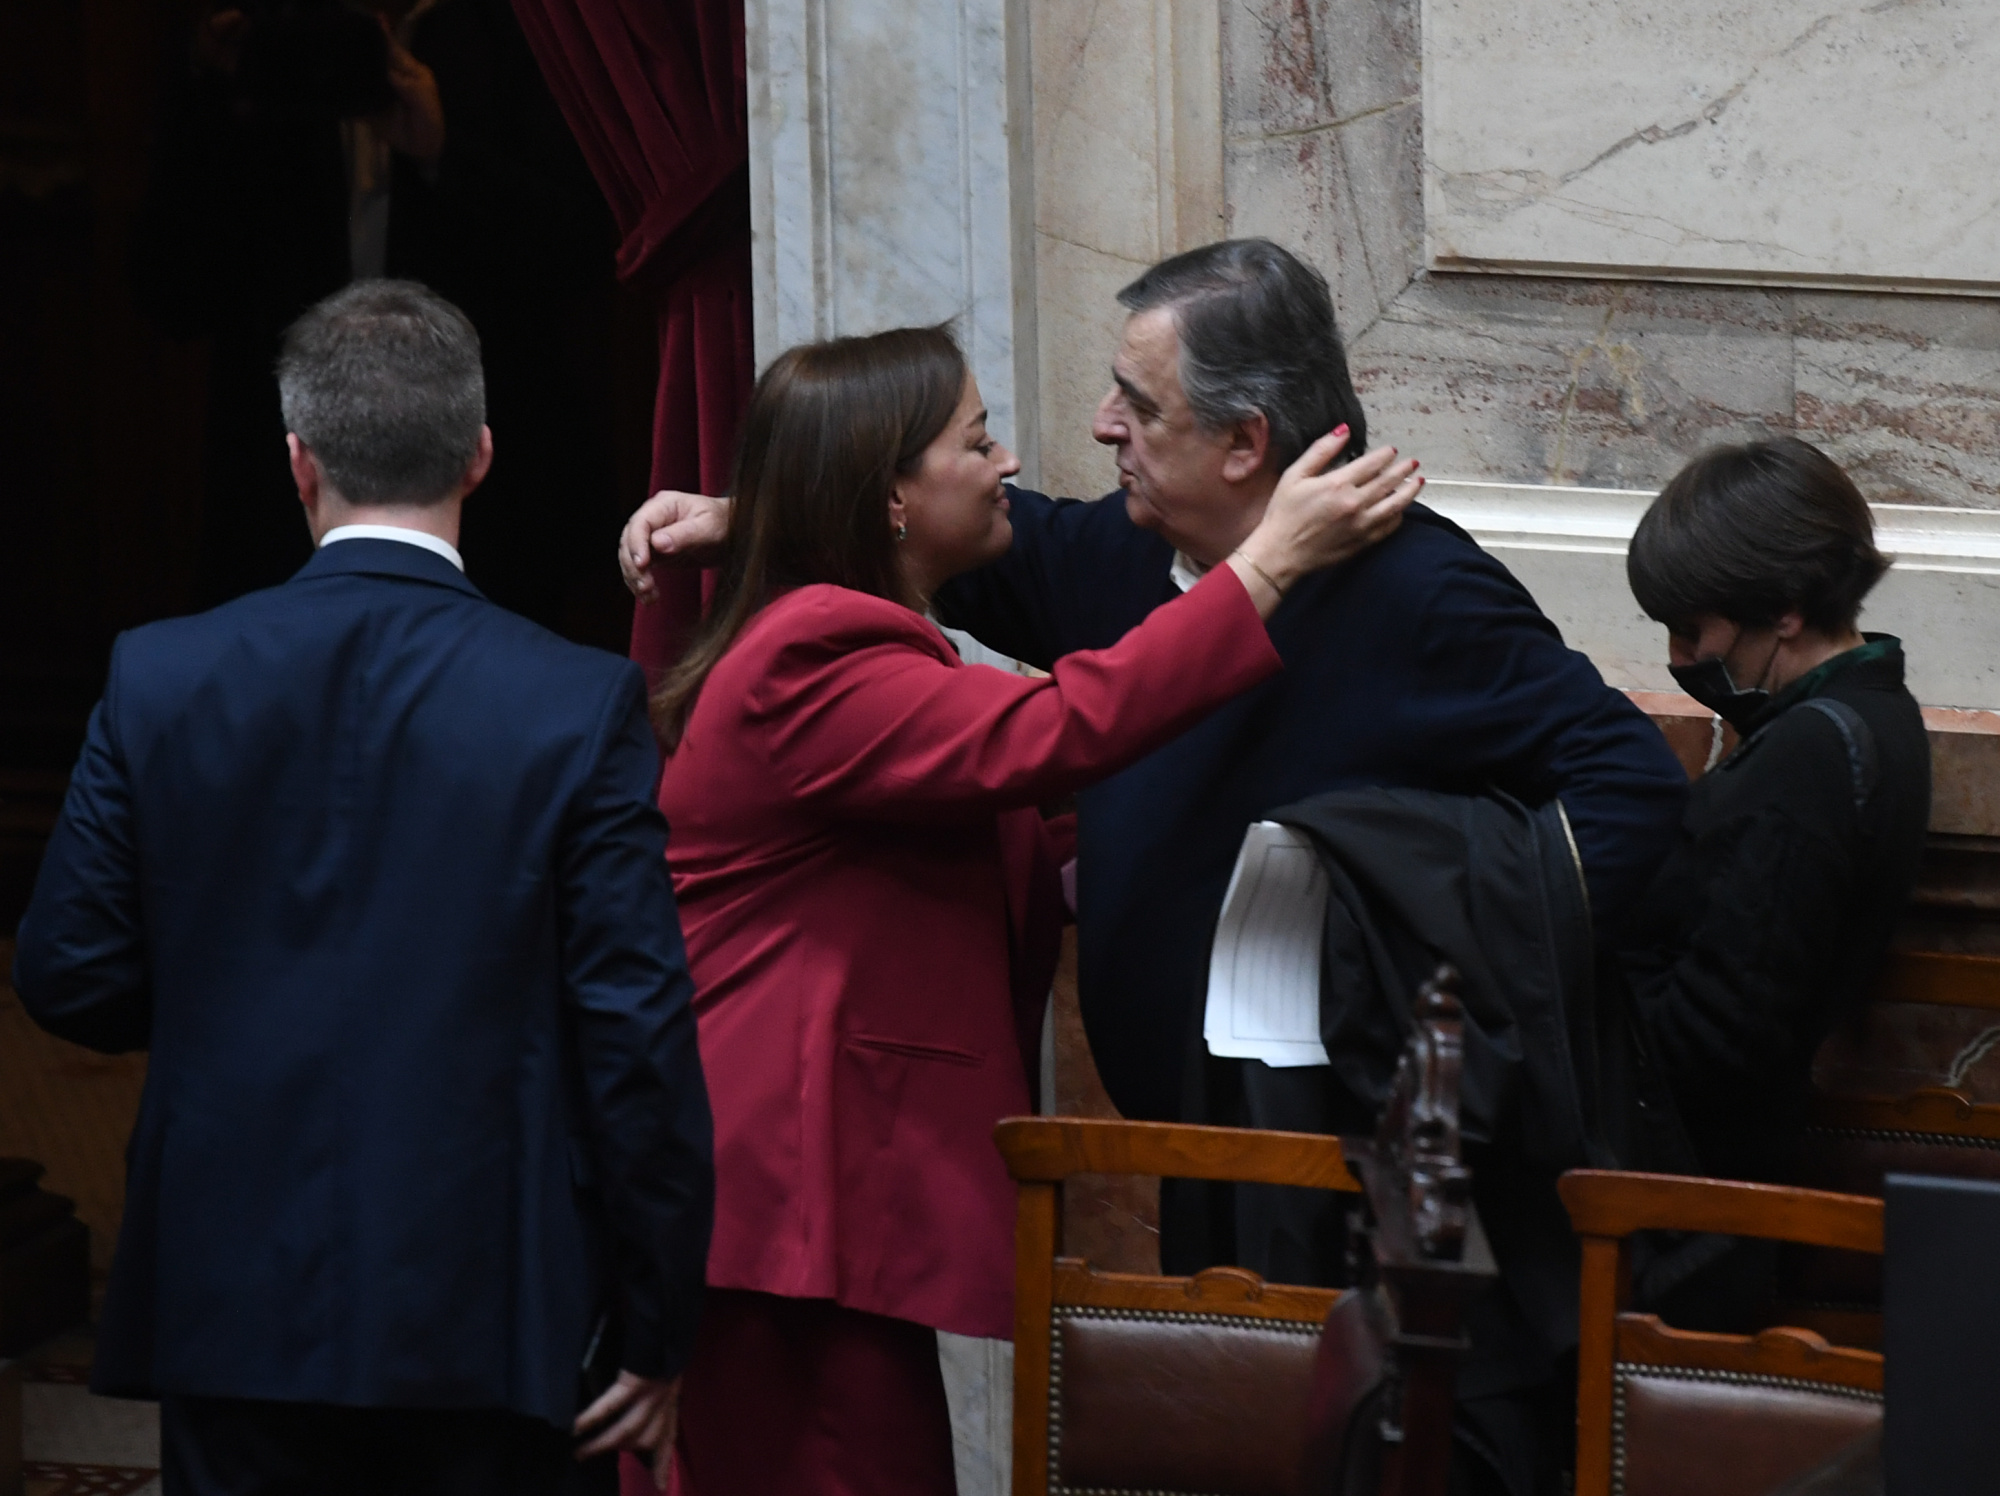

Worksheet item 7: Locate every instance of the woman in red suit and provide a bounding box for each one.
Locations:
[650,326,1419,1495]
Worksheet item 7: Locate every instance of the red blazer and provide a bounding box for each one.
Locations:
[658,567,1281,1337]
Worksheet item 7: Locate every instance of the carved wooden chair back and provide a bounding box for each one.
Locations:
[1561,1170,1884,1496]
[994,1116,1360,1496]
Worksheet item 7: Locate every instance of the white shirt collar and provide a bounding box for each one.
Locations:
[319,524,465,573]
[1168,550,1209,593]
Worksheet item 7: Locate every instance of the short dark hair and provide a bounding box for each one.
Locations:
[650,324,968,749]
[276,279,485,506]
[1627,437,1888,635]
[1115,238,1366,470]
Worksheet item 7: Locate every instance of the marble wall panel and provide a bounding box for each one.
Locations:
[1031,234,1131,500]
[1422,0,2000,293]
[1353,277,1799,485]
[1793,294,2000,505]
[1222,0,2000,513]
[1032,0,1164,269]
[1028,0,1223,500]
[1221,0,1417,142]
[1351,276,2000,505]
[1222,0,1421,339]
[1028,0,1160,500]
[1227,129,1385,340]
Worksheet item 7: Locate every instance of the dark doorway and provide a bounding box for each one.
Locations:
[0,0,656,925]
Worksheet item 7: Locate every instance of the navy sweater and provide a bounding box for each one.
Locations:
[938,489,1689,1122]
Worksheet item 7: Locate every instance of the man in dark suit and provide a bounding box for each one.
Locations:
[14,279,713,1496]
[619,240,1689,1495]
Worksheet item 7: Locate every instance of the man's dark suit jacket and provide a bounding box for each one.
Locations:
[938,490,1690,1125]
[12,538,714,1427]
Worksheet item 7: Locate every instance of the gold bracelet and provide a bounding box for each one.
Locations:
[1231,549,1286,597]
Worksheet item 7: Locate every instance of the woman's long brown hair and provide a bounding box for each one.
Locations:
[649,325,968,750]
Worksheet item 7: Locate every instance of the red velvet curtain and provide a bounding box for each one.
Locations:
[511,0,753,681]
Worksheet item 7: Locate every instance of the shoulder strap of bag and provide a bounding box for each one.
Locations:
[1797,696,1879,811]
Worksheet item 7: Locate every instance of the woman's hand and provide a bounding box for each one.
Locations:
[574,1370,680,1489]
[1225,429,1420,615]
[620,491,732,601]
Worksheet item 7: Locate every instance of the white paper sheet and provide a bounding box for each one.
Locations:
[1202,821,1331,1068]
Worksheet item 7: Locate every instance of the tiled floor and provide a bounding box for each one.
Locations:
[17,1332,159,1496]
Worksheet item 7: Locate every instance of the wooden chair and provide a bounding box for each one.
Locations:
[1785,949,2000,1333]
[995,1115,1360,1496]
[997,967,1493,1496]
[1562,1170,1883,1496]
[1807,949,2000,1176]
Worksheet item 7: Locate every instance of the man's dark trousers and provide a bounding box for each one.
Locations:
[14,537,715,1496]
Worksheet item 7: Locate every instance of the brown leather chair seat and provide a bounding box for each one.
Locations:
[1617,1362,1879,1496]
[1052,1305,1324,1496]
[994,1117,1359,1496]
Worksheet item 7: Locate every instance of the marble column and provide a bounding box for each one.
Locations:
[746,0,1041,478]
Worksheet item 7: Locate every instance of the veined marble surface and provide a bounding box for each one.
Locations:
[1028,0,1223,501]
[1223,0,2000,514]
[1422,0,2000,292]
[747,0,1039,473]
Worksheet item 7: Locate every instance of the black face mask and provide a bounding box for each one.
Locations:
[1669,656,1771,731]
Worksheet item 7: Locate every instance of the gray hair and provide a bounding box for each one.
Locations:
[1115,239,1366,471]
[276,279,486,506]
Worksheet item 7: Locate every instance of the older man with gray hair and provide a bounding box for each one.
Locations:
[623,238,1688,1494]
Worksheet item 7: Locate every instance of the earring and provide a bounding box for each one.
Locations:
[895,522,908,542]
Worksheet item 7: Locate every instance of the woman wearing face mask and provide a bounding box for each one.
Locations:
[1614,436,1930,1319]
[647,325,1418,1495]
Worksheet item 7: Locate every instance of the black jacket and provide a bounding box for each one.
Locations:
[1619,637,1931,1186]
[1240,788,1611,1495]
[1273,788,1609,1379]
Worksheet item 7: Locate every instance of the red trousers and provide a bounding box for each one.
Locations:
[623,1289,958,1496]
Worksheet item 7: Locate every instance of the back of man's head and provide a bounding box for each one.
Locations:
[1116,238,1366,471]
[277,279,486,506]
